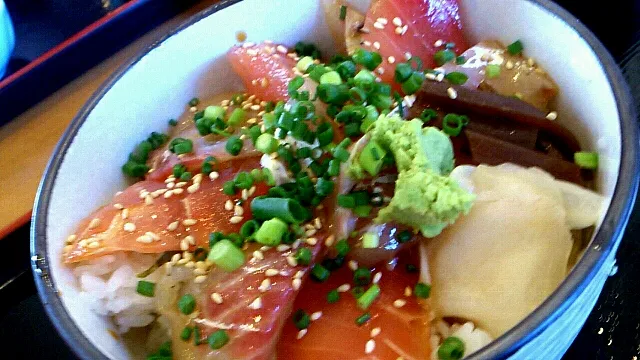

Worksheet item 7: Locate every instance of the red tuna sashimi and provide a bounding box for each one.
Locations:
[360,0,468,87]
[227,42,299,102]
[277,256,432,360]
[177,233,329,360]
[64,156,267,263]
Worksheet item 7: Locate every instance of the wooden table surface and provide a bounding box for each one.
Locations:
[0,0,218,239]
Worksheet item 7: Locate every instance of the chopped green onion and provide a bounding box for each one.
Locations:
[352,191,370,206]
[315,178,335,197]
[227,232,243,248]
[335,239,350,257]
[255,218,288,246]
[136,280,155,297]
[178,294,196,315]
[444,71,469,85]
[352,286,365,298]
[240,220,260,239]
[445,42,456,49]
[180,171,192,181]
[293,309,311,329]
[358,140,387,176]
[344,122,361,137]
[188,97,200,107]
[357,284,380,310]
[455,55,466,65]
[169,138,193,155]
[173,163,187,178]
[398,230,412,243]
[123,160,149,178]
[434,49,456,66]
[308,64,331,82]
[507,40,524,55]
[317,123,334,147]
[288,76,305,96]
[320,71,343,85]
[415,282,432,299]
[311,264,330,282]
[401,71,425,95]
[227,108,246,127]
[438,336,465,360]
[180,326,193,341]
[296,147,312,159]
[225,135,243,156]
[406,263,418,273]
[231,93,245,105]
[332,147,350,162]
[394,63,414,83]
[355,312,372,326]
[574,151,599,169]
[193,326,202,345]
[168,119,178,126]
[294,41,321,59]
[327,159,341,177]
[353,268,371,286]
[208,330,229,350]
[485,64,501,78]
[204,105,225,121]
[207,239,245,272]
[223,181,238,196]
[327,289,340,303]
[354,69,376,87]
[247,125,262,144]
[361,233,379,248]
[234,171,253,189]
[339,5,347,20]
[337,194,356,208]
[352,49,383,70]
[262,168,276,186]
[209,232,224,248]
[296,56,314,73]
[250,168,264,182]
[295,247,312,266]
[317,83,350,105]
[337,60,357,80]
[251,197,307,223]
[354,205,372,217]
[442,113,469,137]
[420,108,438,123]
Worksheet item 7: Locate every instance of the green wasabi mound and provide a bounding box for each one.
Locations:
[352,114,475,237]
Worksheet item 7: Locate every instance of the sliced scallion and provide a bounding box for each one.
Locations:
[207,239,245,272]
[254,218,288,246]
[356,284,380,310]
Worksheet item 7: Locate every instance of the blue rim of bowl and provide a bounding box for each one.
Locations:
[30,0,639,359]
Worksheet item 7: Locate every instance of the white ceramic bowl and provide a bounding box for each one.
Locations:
[31,0,639,359]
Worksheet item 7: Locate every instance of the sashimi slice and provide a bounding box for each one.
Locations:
[360,0,468,87]
[277,256,432,360]
[64,156,267,263]
[227,42,298,102]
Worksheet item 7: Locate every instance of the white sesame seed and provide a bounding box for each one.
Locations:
[426,72,437,81]
[294,270,305,279]
[505,60,514,70]
[286,256,298,267]
[324,235,335,247]
[373,41,381,50]
[260,246,271,252]
[211,292,223,304]
[365,339,376,354]
[436,72,445,82]
[259,278,271,292]
[250,251,263,262]
[145,231,160,241]
[249,186,256,196]
[373,22,385,30]
[265,269,279,277]
[276,45,288,54]
[377,67,385,75]
[66,235,77,244]
[183,252,193,261]
[166,221,178,232]
[387,56,396,64]
[234,205,244,216]
[393,299,407,308]
[180,239,189,250]
[88,218,101,229]
[337,284,351,292]
[175,182,187,188]
[172,188,184,195]
[136,235,153,243]
[87,241,100,249]
[447,87,458,99]
[363,40,372,46]
[113,203,124,210]
[166,182,175,189]
[405,286,413,297]
[248,297,263,309]
[371,327,381,337]
[185,261,196,269]
[392,17,402,26]
[193,268,206,276]
[292,239,302,249]
[305,229,317,237]
[164,190,173,199]
[297,329,308,340]
[139,190,149,199]
[144,195,154,205]
[177,258,188,265]
[527,57,536,66]
[187,183,200,194]
[305,237,318,246]
[376,17,388,25]
[394,26,403,35]
[196,261,207,270]
[405,52,412,60]
[225,200,234,211]
[230,216,243,224]
[546,111,558,121]
[292,278,302,291]
[171,253,181,264]
[164,176,175,183]
[78,239,88,248]
[182,219,197,226]
[194,275,207,283]
[242,189,249,200]
[373,272,382,284]
[123,222,136,232]
[348,260,359,271]
[184,235,196,245]
[277,244,291,252]
[434,39,444,47]
[209,171,220,180]
[310,311,323,321]
[165,262,173,275]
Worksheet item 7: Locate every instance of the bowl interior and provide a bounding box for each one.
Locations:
[39,0,622,359]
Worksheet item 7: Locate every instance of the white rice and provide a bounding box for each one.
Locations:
[72,253,160,333]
